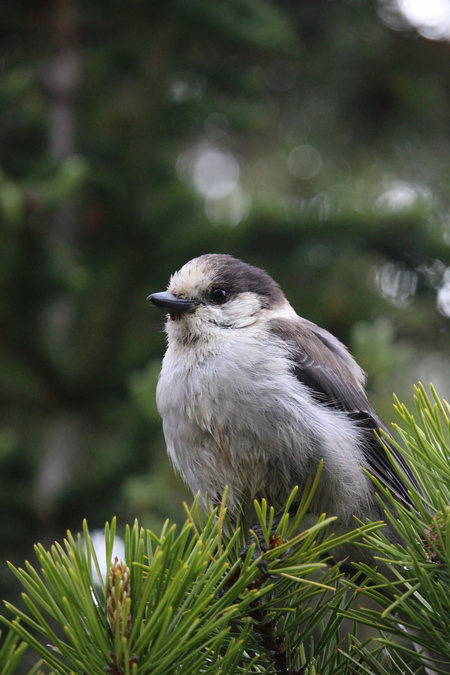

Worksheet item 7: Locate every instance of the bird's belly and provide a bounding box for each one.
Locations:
[157,352,320,515]
[157,345,372,523]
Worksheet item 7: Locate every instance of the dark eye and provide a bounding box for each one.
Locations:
[210,288,228,305]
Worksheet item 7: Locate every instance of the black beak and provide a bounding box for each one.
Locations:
[147,291,198,314]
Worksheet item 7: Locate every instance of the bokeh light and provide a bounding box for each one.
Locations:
[288,144,322,180]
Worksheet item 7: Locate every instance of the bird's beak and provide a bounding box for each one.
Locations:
[147,291,198,314]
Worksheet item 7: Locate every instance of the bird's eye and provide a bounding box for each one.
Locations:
[210,288,228,305]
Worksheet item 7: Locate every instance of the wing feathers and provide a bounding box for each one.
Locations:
[269,317,419,506]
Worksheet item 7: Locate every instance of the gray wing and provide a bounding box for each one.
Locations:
[269,317,419,506]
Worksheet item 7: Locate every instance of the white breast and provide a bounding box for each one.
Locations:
[156,327,372,523]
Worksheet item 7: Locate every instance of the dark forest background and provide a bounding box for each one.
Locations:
[1,0,450,610]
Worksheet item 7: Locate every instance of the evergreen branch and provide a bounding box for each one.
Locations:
[2,384,450,674]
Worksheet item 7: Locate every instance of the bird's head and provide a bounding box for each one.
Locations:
[148,254,290,344]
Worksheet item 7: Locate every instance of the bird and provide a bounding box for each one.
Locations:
[148,253,419,570]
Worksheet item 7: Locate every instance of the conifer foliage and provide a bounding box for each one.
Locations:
[2,385,450,674]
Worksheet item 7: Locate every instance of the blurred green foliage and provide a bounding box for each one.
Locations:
[1,0,450,625]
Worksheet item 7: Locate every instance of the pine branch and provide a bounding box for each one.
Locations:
[341,383,450,673]
[0,484,381,675]
[2,383,450,674]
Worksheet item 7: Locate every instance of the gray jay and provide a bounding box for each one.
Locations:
[148,254,419,568]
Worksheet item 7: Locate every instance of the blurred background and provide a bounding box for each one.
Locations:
[1,0,450,608]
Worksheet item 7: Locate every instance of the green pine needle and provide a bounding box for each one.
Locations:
[2,383,450,674]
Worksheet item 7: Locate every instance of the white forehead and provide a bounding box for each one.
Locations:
[168,257,214,295]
